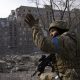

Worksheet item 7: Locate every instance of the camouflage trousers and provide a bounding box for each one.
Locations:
[39,69,78,80]
[62,69,78,80]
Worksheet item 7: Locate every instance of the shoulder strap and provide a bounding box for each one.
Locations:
[77,26,80,56]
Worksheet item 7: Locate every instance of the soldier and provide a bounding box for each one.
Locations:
[25,14,80,80]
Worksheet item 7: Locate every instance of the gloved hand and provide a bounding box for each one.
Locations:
[24,14,39,28]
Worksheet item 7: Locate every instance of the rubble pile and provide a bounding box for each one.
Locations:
[0,54,41,73]
[0,53,51,80]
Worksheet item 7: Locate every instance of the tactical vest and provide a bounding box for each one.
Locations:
[76,26,80,76]
[70,26,80,79]
[58,26,80,79]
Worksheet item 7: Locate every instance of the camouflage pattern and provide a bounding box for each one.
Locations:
[49,20,69,31]
[39,70,77,80]
[25,13,80,80]
[32,25,55,53]
[31,23,80,80]
[39,72,58,80]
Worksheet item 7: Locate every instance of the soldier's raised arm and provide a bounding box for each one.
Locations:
[25,14,55,53]
[24,14,76,55]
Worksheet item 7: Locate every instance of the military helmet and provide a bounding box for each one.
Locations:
[49,20,69,31]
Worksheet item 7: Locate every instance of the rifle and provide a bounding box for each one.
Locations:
[31,54,62,80]
[31,54,55,77]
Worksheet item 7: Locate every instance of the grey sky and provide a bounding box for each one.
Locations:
[0,0,80,18]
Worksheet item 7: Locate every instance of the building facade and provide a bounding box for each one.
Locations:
[0,5,73,55]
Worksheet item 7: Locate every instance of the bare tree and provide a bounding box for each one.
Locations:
[26,0,80,29]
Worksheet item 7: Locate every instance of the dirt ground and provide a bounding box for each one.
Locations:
[0,54,53,80]
[0,71,38,80]
[0,54,41,80]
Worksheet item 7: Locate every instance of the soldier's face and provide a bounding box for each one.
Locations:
[49,28,59,37]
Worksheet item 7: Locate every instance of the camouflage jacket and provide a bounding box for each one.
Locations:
[32,24,80,74]
[32,24,76,55]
